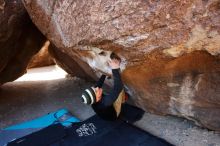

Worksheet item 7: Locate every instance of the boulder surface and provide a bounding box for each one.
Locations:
[28,41,55,69]
[0,0,46,85]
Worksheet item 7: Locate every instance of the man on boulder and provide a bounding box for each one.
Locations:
[81,53,127,120]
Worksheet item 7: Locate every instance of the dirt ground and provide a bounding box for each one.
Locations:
[0,66,219,146]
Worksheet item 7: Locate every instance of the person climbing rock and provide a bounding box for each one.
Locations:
[81,52,127,121]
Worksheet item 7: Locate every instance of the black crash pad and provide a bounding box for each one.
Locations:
[8,105,173,146]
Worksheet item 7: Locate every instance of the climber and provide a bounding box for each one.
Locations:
[81,52,127,121]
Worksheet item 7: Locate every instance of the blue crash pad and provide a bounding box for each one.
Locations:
[0,109,79,146]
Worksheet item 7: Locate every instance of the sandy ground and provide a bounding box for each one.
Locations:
[0,66,219,146]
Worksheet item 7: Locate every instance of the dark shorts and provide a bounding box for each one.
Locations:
[92,103,118,121]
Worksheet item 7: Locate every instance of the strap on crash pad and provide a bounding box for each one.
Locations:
[54,112,73,123]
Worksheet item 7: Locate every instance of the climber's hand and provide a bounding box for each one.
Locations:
[108,59,120,69]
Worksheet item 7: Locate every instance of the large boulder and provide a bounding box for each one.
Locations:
[28,41,55,69]
[23,0,220,131]
[0,0,46,85]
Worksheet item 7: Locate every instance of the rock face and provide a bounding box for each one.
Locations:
[28,41,55,68]
[23,0,220,131]
[0,0,46,85]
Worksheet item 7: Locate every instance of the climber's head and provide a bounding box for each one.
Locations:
[81,87,102,105]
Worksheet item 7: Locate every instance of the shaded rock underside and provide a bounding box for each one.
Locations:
[0,0,46,85]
